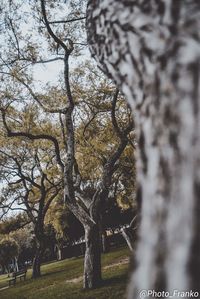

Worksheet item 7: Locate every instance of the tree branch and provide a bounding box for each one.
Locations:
[49,16,86,24]
[111,89,122,138]
[1,108,64,170]
[0,70,69,114]
[40,0,73,54]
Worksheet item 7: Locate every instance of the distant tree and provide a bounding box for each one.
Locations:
[9,225,35,266]
[0,142,61,278]
[0,238,19,274]
[42,224,57,262]
[0,213,29,235]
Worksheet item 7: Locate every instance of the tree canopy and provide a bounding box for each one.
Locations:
[0,0,136,288]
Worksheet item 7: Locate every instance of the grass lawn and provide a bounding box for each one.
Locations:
[0,246,130,299]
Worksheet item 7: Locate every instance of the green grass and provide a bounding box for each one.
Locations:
[0,246,130,299]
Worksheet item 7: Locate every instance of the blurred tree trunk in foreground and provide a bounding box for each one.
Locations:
[86,1,200,298]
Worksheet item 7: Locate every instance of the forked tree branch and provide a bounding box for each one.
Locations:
[40,0,73,55]
[0,108,64,170]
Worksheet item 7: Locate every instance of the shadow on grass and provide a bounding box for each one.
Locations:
[41,269,67,277]
[81,273,128,294]
[102,274,127,287]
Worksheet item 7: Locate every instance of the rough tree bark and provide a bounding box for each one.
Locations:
[86,1,200,298]
[32,225,45,279]
[32,245,43,279]
[83,224,102,288]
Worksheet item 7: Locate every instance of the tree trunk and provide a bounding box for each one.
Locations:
[32,247,42,279]
[55,245,63,261]
[2,265,6,275]
[57,248,63,261]
[99,219,109,253]
[6,266,10,277]
[32,236,44,279]
[121,228,134,252]
[13,257,19,272]
[101,230,109,253]
[87,1,200,298]
[83,224,102,289]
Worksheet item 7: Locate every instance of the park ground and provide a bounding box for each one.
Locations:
[0,246,130,299]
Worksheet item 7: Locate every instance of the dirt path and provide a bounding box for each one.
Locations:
[0,286,9,291]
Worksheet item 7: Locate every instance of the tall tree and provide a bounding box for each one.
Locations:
[0,142,61,278]
[0,0,135,288]
[86,0,200,297]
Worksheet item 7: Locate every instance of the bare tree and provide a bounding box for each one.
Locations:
[86,0,200,297]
